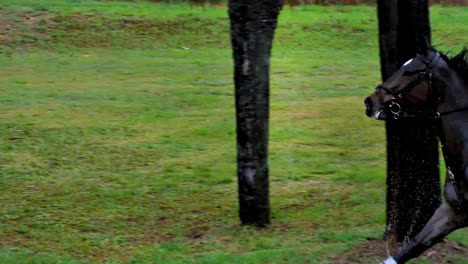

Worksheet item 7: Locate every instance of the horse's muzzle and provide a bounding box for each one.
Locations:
[364,97,373,117]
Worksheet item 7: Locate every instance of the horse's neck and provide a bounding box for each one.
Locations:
[439,81,468,172]
[438,77,468,112]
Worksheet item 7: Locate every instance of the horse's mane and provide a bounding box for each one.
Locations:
[441,48,468,85]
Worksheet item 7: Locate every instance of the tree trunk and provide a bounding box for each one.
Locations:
[228,0,282,227]
[377,0,441,253]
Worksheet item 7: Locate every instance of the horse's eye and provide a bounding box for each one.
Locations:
[402,70,422,76]
[402,71,414,76]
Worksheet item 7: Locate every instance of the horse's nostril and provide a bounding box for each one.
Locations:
[364,97,374,117]
[364,97,372,110]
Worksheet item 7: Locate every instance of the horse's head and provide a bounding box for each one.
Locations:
[364,48,445,120]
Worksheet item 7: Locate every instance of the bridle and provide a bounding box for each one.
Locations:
[376,52,468,120]
[376,70,434,119]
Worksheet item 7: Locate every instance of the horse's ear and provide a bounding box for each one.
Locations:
[418,36,432,55]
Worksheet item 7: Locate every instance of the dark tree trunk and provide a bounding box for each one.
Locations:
[377,0,441,253]
[228,0,282,226]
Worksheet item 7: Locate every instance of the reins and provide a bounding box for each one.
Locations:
[438,106,468,117]
[386,103,468,120]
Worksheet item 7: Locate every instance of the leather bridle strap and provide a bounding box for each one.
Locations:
[376,71,431,99]
[387,102,468,120]
[438,106,468,118]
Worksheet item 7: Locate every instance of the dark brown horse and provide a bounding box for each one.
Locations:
[364,46,468,264]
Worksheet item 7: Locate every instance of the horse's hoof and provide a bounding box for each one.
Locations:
[381,257,397,264]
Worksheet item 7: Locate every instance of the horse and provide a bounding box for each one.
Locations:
[364,45,468,264]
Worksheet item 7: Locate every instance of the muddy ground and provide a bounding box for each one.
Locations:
[334,238,468,263]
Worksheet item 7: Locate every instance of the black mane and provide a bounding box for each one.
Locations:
[442,48,468,84]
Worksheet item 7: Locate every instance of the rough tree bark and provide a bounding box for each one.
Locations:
[377,0,441,253]
[228,0,282,226]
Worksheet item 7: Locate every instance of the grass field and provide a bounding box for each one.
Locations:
[0,1,467,263]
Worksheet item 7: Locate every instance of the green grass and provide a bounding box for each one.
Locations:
[0,1,467,263]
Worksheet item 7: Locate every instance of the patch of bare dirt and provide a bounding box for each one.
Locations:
[334,238,468,264]
[0,11,55,48]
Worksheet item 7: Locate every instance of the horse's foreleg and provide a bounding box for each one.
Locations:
[382,202,460,264]
[381,169,468,264]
